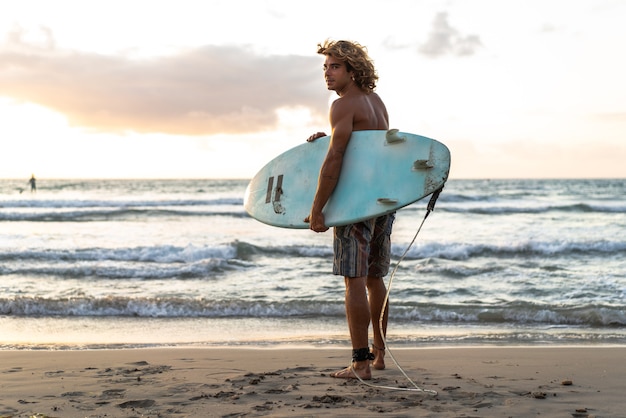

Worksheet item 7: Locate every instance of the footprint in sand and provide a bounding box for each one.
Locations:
[118,399,156,409]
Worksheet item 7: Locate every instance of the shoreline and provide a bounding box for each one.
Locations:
[2,342,626,351]
[3,316,625,350]
[1,346,624,417]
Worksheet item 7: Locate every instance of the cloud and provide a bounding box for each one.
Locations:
[418,12,483,58]
[593,112,626,123]
[0,28,328,135]
[447,137,626,179]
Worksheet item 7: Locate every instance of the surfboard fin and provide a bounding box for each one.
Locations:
[377,198,398,205]
[413,159,434,170]
[385,129,406,144]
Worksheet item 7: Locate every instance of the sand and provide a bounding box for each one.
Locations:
[0,346,623,417]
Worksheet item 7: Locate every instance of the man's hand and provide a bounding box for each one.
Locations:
[304,212,329,233]
[306,132,327,142]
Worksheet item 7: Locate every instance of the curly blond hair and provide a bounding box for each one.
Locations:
[317,40,378,93]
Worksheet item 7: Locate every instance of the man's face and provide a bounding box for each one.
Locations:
[323,55,353,95]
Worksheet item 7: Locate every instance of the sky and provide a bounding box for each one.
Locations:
[1,0,625,179]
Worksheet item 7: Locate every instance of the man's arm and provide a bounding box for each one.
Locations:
[306,98,354,232]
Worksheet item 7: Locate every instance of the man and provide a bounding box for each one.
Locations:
[304,40,394,380]
[28,174,37,193]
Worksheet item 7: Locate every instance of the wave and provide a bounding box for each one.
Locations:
[393,301,626,327]
[239,239,626,264]
[0,197,243,209]
[0,243,236,263]
[0,240,626,270]
[0,196,248,221]
[235,241,332,259]
[437,202,626,215]
[2,195,622,223]
[9,202,621,222]
[0,297,344,318]
[1,296,623,327]
[0,259,241,280]
[396,239,626,260]
[0,241,334,279]
[0,244,251,279]
[0,241,333,264]
[0,208,249,222]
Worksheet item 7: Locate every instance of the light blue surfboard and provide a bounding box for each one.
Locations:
[244,129,451,229]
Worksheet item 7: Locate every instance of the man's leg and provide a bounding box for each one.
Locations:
[367,276,388,370]
[366,214,394,370]
[330,276,372,379]
[345,276,370,351]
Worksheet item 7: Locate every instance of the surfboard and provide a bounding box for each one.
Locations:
[244,129,450,229]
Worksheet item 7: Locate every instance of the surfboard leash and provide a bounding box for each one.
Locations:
[351,185,445,395]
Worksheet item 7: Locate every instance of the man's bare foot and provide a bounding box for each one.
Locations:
[330,362,371,380]
[372,344,385,370]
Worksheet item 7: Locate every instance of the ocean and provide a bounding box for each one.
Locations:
[1,178,624,350]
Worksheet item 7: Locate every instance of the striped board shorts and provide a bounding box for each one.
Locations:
[332,213,395,278]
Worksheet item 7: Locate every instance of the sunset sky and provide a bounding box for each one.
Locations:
[1,0,624,179]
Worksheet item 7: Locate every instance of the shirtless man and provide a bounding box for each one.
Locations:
[304,40,394,380]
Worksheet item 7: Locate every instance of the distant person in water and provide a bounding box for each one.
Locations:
[28,174,36,193]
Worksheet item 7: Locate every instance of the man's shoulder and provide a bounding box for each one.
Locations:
[330,94,359,111]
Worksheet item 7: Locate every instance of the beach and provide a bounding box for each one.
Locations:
[1,346,624,417]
